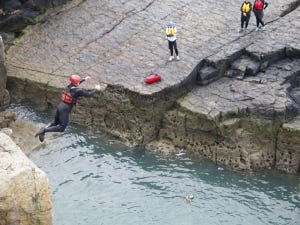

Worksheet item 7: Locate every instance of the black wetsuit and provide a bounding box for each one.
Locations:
[43,82,97,134]
[253,0,268,28]
[241,2,252,29]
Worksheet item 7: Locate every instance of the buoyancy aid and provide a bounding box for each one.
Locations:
[242,2,251,13]
[61,86,79,105]
[167,27,175,36]
[253,0,264,10]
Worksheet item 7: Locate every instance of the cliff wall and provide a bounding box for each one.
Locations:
[4,0,300,172]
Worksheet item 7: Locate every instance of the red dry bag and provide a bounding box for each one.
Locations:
[145,74,162,84]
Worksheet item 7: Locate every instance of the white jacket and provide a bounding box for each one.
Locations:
[166,27,177,42]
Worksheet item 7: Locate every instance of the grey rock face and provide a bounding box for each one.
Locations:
[160,58,300,172]
[0,35,10,110]
[4,0,300,172]
[0,0,70,46]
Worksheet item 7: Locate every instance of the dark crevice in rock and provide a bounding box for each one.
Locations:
[280,0,300,17]
[55,0,154,37]
[264,1,300,25]
[6,63,65,79]
[198,45,299,88]
[286,69,300,113]
[0,9,38,32]
[283,69,300,88]
[140,0,155,12]
[53,0,87,17]
[285,47,300,59]
[197,48,246,85]
[196,59,218,85]
[226,55,260,79]
[62,1,156,69]
[245,48,286,72]
[0,0,71,47]
[273,128,280,168]
[99,2,148,38]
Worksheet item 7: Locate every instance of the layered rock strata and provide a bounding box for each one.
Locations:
[157,58,300,172]
[4,0,300,172]
[155,6,300,172]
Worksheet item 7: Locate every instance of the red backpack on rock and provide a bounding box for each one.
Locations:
[254,0,264,10]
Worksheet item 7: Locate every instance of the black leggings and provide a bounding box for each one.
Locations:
[44,102,71,133]
[241,13,250,28]
[168,40,178,56]
[254,10,264,27]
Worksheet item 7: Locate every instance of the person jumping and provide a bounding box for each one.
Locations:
[35,75,101,142]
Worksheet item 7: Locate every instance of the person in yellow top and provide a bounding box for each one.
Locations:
[240,0,252,32]
[166,21,179,61]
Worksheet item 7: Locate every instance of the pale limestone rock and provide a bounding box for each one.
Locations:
[9,119,44,155]
[0,132,52,225]
[0,110,45,155]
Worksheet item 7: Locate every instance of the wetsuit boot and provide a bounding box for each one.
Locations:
[35,128,45,142]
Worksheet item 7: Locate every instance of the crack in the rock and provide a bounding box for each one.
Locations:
[203,0,299,62]
[53,0,88,17]
[141,1,155,12]
[56,0,157,73]
[7,62,66,78]
[75,0,156,49]
[280,0,300,17]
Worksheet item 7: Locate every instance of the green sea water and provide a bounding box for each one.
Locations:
[9,103,300,225]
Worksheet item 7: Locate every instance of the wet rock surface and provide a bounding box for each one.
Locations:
[0,0,70,46]
[4,0,300,172]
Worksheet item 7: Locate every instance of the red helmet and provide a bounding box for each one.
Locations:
[69,75,82,85]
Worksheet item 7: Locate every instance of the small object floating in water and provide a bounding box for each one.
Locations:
[175,152,185,156]
[217,167,224,171]
[176,149,185,156]
[145,74,162,84]
[184,194,194,202]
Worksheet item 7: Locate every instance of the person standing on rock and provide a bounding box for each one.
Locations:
[166,21,180,61]
[253,0,268,31]
[35,75,102,142]
[240,0,252,32]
